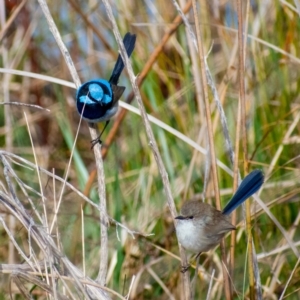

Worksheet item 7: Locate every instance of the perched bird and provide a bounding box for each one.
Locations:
[76,32,136,148]
[175,170,264,254]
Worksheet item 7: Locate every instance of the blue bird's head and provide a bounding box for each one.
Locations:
[76,79,119,123]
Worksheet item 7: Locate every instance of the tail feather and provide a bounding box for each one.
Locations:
[222,169,264,215]
[109,32,136,85]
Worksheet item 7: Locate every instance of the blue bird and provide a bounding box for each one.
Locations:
[76,32,136,148]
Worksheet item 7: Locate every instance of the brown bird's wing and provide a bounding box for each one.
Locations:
[204,210,236,238]
[111,84,126,105]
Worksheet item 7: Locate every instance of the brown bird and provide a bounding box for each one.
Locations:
[175,170,264,253]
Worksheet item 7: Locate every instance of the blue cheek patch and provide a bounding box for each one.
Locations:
[101,94,112,104]
[79,95,94,105]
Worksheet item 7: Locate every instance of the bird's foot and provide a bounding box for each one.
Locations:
[181,264,190,273]
[90,137,102,149]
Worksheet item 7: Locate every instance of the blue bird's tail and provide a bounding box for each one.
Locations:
[109,32,136,85]
[222,169,264,215]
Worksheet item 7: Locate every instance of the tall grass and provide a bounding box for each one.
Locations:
[0,0,299,299]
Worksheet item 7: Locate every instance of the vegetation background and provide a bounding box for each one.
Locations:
[0,0,299,299]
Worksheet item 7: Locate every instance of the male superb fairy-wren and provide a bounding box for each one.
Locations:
[76,32,136,147]
[175,170,264,254]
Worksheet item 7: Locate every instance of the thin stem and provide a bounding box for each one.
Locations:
[191,0,231,298]
[37,0,109,286]
[101,0,192,298]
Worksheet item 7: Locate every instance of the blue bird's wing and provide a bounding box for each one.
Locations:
[111,85,126,105]
[222,170,264,215]
[109,33,136,85]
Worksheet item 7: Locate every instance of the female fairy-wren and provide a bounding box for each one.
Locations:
[175,170,264,253]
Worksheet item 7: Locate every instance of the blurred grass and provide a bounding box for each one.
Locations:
[0,0,300,299]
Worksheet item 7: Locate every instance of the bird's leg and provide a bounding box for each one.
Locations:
[90,120,110,149]
[180,264,190,273]
[181,251,202,273]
